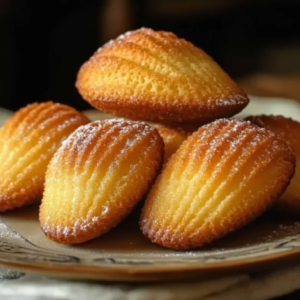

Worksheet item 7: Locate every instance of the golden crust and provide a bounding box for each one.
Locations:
[155,125,189,162]
[247,115,300,214]
[39,119,164,244]
[0,102,89,212]
[140,119,295,250]
[76,28,249,124]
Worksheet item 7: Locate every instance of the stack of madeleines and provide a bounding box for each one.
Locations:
[0,28,299,250]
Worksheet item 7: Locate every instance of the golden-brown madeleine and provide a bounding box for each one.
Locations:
[0,102,89,212]
[140,119,295,250]
[76,28,249,125]
[155,125,189,162]
[247,115,300,214]
[166,122,201,133]
[40,119,163,244]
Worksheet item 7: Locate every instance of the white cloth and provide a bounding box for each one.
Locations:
[1,265,300,300]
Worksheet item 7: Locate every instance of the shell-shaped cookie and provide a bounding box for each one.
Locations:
[0,102,89,212]
[156,125,189,162]
[247,115,300,214]
[76,28,249,125]
[40,119,164,244]
[140,119,295,250]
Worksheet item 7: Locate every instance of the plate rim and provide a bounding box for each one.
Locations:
[1,247,300,281]
[2,215,300,281]
[1,96,300,281]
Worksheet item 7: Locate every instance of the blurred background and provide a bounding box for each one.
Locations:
[0,0,300,111]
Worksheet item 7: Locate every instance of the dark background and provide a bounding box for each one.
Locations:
[0,1,300,298]
[1,0,300,112]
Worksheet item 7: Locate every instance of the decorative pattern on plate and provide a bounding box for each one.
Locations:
[0,222,79,264]
[1,217,300,268]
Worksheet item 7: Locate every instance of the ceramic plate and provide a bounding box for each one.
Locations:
[1,96,300,282]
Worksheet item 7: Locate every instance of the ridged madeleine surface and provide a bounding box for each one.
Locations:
[156,125,189,162]
[247,115,300,214]
[40,119,163,244]
[76,28,249,124]
[141,119,295,250]
[0,102,89,212]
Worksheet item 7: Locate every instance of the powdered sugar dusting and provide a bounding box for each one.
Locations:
[215,94,248,106]
[98,28,153,52]
[79,27,249,125]
[42,215,101,238]
[41,117,163,244]
[60,119,156,154]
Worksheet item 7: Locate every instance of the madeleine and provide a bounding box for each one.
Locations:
[40,119,163,244]
[155,125,189,162]
[0,102,89,212]
[141,119,295,250]
[247,115,300,214]
[76,28,248,125]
